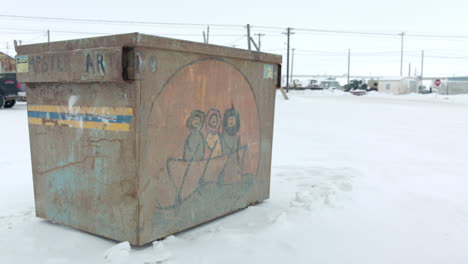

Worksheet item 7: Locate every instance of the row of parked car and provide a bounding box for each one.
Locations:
[290,78,342,90]
[0,72,26,109]
[289,78,379,93]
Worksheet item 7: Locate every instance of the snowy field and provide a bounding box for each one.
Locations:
[1,91,468,263]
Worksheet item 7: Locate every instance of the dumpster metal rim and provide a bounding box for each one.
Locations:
[15,32,282,64]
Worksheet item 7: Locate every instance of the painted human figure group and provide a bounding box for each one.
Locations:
[183,107,241,161]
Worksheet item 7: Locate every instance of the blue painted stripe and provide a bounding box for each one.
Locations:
[27,111,132,124]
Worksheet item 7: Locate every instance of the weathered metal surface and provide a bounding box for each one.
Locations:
[15,33,282,65]
[16,33,281,245]
[16,47,123,83]
[26,82,139,243]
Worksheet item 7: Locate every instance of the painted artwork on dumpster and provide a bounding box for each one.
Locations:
[151,58,261,227]
[167,106,247,203]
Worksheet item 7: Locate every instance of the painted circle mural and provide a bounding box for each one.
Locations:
[152,58,260,208]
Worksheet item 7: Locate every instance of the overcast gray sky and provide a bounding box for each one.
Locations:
[2,0,468,77]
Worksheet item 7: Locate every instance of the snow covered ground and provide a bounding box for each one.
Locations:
[1,91,468,263]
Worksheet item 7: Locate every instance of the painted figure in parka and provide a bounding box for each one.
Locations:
[204,109,223,158]
[183,110,206,161]
[221,107,241,155]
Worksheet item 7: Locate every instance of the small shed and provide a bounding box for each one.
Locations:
[378,77,420,95]
[0,52,15,73]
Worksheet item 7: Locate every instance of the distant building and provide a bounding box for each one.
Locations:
[378,77,420,95]
[436,77,468,95]
[367,79,379,91]
[0,52,15,73]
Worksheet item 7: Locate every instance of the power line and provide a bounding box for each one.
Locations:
[0,14,242,28]
[408,33,468,39]
[264,48,422,55]
[252,25,284,30]
[425,55,468,60]
[51,31,243,37]
[265,26,468,40]
[295,28,398,37]
[282,51,468,60]
[0,27,47,33]
[3,15,468,63]
[225,35,245,46]
[2,14,468,40]
[0,26,245,37]
[269,48,468,60]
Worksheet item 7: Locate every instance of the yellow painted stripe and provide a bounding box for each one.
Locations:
[28,117,130,132]
[28,117,44,126]
[27,105,133,116]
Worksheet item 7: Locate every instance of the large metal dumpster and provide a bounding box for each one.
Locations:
[15,33,282,245]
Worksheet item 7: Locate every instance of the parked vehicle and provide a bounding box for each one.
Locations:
[291,79,303,89]
[418,85,432,94]
[344,79,368,92]
[350,90,367,96]
[307,79,322,90]
[17,83,27,102]
[0,72,25,108]
[319,78,341,90]
[367,80,379,91]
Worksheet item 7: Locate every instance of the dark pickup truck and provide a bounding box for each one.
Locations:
[0,72,26,109]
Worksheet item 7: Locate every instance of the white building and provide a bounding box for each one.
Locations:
[436,77,468,95]
[378,77,420,95]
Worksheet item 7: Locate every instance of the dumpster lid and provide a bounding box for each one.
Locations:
[15,32,282,64]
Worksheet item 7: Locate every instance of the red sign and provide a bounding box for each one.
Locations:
[434,79,442,87]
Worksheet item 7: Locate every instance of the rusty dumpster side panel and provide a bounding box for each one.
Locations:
[134,47,279,244]
[20,49,140,244]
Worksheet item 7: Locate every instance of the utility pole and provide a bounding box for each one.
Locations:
[283,27,294,92]
[447,78,449,95]
[202,26,210,44]
[347,49,351,85]
[245,25,260,52]
[291,48,295,84]
[286,28,291,92]
[400,32,405,76]
[421,50,424,85]
[47,30,50,43]
[247,24,251,51]
[254,33,265,51]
